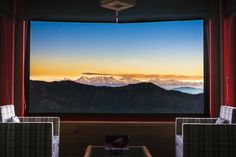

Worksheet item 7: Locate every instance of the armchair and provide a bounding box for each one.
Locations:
[176,105,236,157]
[0,104,60,157]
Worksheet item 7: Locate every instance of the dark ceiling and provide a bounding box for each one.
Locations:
[0,0,235,22]
[24,0,210,22]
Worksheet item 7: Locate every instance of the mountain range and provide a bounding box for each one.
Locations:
[29,80,204,113]
[172,87,203,94]
[75,76,202,87]
[75,76,140,87]
[74,76,203,94]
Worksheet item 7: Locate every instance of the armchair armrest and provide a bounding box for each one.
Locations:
[19,117,60,136]
[176,117,217,135]
[0,122,53,157]
[183,124,236,157]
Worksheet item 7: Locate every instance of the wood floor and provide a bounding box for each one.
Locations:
[59,121,175,157]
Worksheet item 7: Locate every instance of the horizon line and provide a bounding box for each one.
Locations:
[81,72,203,80]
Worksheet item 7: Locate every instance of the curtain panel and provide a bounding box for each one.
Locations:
[207,0,222,117]
[0,16,15,106]
[14,0,26,116]
[222,15,236,107]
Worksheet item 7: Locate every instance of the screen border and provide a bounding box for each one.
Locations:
[24,19,209,121]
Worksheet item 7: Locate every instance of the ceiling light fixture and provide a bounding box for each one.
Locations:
[101,0,136,23]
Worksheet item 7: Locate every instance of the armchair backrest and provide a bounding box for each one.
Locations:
[220,105,236,123]
[0,104,15,122]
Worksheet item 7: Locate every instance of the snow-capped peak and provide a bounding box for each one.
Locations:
[74,76,142,87]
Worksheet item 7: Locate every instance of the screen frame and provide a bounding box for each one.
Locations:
[24,19,209,121]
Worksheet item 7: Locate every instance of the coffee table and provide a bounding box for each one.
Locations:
[84,145,152,157]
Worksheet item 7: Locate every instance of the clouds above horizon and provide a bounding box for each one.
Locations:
[82,72,203,81]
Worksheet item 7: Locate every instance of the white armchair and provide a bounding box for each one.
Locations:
[0,104,60,157]
[176,105,236,157]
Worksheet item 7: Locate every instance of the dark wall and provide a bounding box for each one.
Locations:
[0,0,11,16]
[226,0,236,16]
[60,121,175,157]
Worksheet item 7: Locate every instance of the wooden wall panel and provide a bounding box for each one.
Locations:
[60,121,175,157]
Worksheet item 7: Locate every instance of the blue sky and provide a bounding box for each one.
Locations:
[30,20,203,81]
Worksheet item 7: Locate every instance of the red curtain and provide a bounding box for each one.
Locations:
[222,16,236,107]
[0,16,15,106]
[208,0,236,115]
[14,20,26,116]
[208,0,222,117]
[207,0,236,116]
[0,0,26,117]
[14,0,26,116]
[207,19,215,117]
